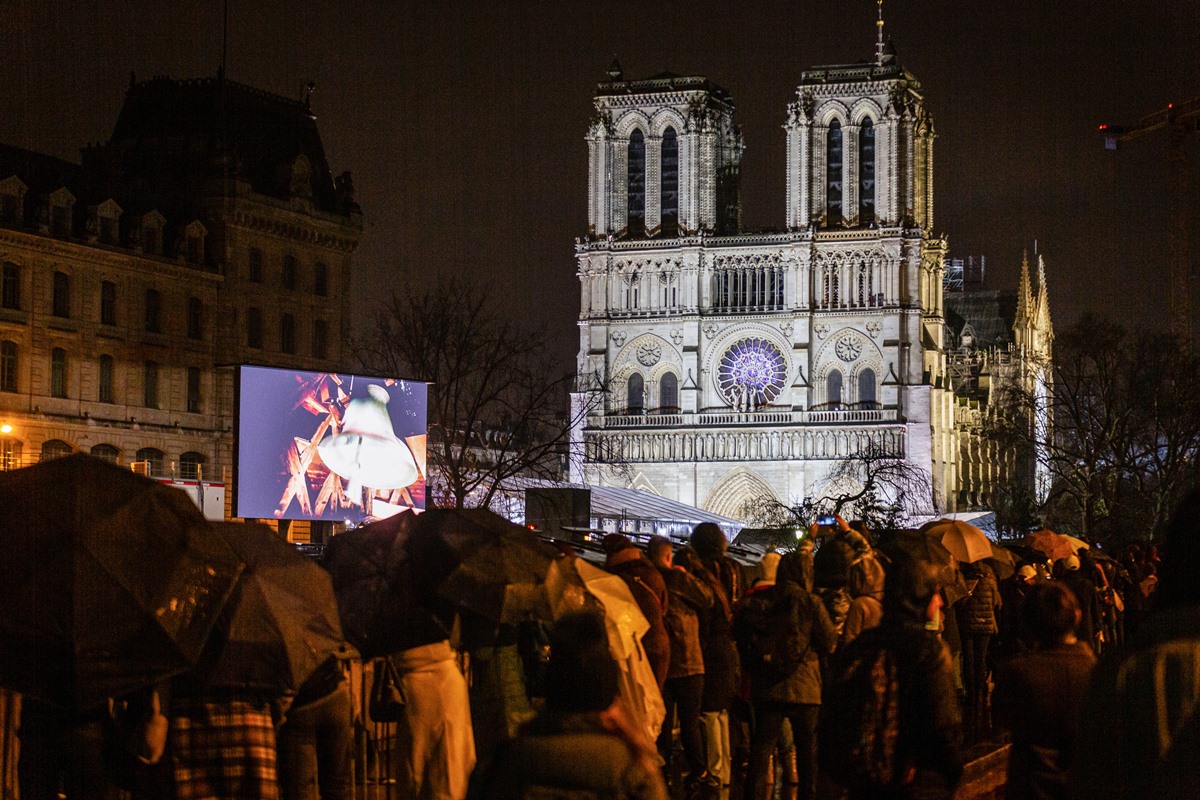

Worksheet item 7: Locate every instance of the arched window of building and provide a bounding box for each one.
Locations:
[660,127,678,236]
[0,340,17,393]
[314,262,329,296]
[659,372,679,413]
[136,447,164,476]
[627,129,646,237]
[282,255,297,290]
[98,354,114,403]
[827,369,843,409]
[627,373,644,414]
[90,444,119,464]
[2,262,20,310]
[40,439,73,461]
[859,118,876,222]
[180,451,206,480]
[858,368,877,409]
[826,120,843,224]
[50,348,67,398]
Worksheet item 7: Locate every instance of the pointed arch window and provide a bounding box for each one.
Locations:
[858,368,877,409]
[827,369,843,410]
[626,373,644,414]
[627,130,646,238]
[659,373,679,413]
[858,119,876,222]
[660,127,678,236]
[826,120,843,224]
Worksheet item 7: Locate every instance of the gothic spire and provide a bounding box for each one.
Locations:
[1016,249,1033,323]
[875,0,886,66]
[1035,254,1052,329]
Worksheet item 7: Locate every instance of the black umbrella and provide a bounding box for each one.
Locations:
[406,509,569,624]
[876,529,968,603]
[0,455,243,712]
[198,522,346,694]
[323,511,452,660]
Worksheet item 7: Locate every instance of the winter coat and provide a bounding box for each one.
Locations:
[958,567,1001,636]
[735,580,837,705]
[1059,571,1100,650]
[606,552,671,690]
[658,565,712,679]
[1069,604,1200,799]
[478,709,669,800]
[994,641,1096,800]
[841,554,886,648]
[691,556,741,712]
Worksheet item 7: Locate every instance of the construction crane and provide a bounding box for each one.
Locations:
[1101,97,1200,343]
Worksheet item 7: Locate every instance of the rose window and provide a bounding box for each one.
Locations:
[717,338,786,408]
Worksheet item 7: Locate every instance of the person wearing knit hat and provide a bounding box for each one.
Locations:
[604,535,671,692]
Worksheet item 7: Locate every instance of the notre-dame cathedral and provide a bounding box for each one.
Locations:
[569,35,1051,522]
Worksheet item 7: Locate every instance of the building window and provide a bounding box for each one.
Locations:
[858,118,876,222]
[0,341,16,393]
[659,372,679,413]
[626,373,644,414]
[312,319,328,359]
[627,129,645,238]
[282,255,297,290]
[143,361,159,408]
[100,281,116,325]
[314,262,328,296]
[99,216,117,245]
[98,355,114,403]
[143,225,159,255]
[1,439,23,470]
[50,348,67,398]
[90,444,119,464]
[2,262,19,310]
[858,368,877,409]
[52,271,70,317]
[249,248,263,282]
[180,451,206,480]
[136,447,164,476]
[187,366,201,413]
[826,120,843,224]
[826,369,843,410]
[41,439,73,461]
[144,288,161,333]
[187,297,203,340]
[280,313,295,354]
[247,307,263,348]
[660,127,679,236]
[186,235,202,265]
[51,205,70,237]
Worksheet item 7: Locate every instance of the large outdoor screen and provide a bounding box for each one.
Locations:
[235,366,427,523]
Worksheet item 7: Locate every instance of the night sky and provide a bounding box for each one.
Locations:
[3,1,1198,368]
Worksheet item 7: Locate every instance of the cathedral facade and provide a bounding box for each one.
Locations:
[570,45,960,521]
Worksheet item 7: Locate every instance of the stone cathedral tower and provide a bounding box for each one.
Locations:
[571,39,957,519]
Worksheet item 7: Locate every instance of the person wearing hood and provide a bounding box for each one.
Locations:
[687,524,742,787]
[1069,489,1200,799]
[603,534,670,692]
[1054,555,1099,653]
[840,552,886,649]
[823,536,964,799]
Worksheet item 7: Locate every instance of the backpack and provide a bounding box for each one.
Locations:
[820,637,903,789]
[734,586,809,681]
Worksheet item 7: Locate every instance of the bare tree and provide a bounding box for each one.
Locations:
[351,276,587,510]
[742,440,936,531]
[989,315,1200,541]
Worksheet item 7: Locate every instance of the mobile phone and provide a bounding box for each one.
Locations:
[816,515,837,526]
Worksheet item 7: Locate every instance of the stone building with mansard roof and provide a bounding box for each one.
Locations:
[0,73,361,526]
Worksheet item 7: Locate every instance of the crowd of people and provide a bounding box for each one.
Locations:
[4,488,1199,800]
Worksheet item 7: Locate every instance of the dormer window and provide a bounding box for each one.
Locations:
[91,200,122,245]
[140,211,166,256]
[182,220,207,265]
[0,176,27,224]
[48,187,75,237]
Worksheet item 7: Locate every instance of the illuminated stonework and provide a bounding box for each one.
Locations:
[717,338,786,410]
